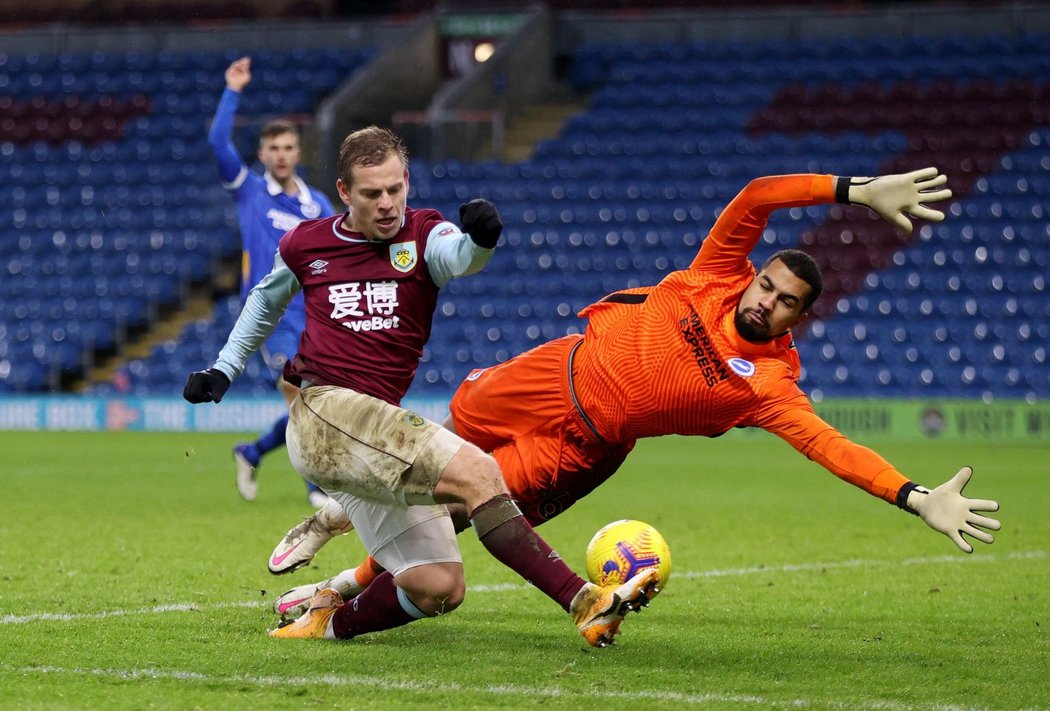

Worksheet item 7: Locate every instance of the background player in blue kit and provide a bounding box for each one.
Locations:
[208,56,336,505]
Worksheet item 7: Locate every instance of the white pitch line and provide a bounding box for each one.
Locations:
[0,601,259,625]
[681,549,1046,580]
[1,550,1043,626]
[0,664,1030,711]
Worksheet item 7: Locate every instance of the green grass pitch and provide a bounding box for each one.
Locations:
[0,429,1047,710]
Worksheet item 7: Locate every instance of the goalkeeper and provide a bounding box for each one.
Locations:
[268,168,1001,617]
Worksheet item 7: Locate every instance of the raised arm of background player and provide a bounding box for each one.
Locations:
[207,57,252,185]
[697,168,1000,553]
[182,200,501,400]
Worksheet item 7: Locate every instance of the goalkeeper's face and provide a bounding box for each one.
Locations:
[735,259,811,343]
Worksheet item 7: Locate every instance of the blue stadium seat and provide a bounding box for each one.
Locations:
[8,37,1047,399]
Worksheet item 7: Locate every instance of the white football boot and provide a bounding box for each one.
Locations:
[232,443,259,502]
[273,563,378,620]
[268,498,353,575]
[268,588,342,639]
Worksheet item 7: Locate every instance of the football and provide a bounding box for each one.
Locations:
[585,519,671,587]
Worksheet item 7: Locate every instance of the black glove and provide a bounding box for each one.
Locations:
[459,198,502,248]
[183,368,231,403]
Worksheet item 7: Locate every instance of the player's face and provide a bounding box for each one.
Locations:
[258,131,301,181]
[735,259,811,343]
[337,154,409,241]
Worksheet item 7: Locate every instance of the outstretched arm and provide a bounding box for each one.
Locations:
[691,168,952,274]
[425,199,502,287]
[208,57,252,185]
[184,250,301,404]
[691,174,835,275]
[758,394,999,554]
[214,251,301,380]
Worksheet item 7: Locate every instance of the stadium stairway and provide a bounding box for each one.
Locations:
[76,262,239,393]
[501,101,589,163]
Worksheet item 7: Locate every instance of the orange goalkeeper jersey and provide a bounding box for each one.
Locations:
[572,174,909,504]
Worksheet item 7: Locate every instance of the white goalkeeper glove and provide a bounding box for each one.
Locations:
[904,467,1001,554]
[837,166,952,234]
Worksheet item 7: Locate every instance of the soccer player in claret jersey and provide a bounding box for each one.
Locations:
[208,56,336,506]
[267,168,1002,620]
[184,126,660,647]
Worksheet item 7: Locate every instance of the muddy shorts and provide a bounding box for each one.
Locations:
[286,385,464,506]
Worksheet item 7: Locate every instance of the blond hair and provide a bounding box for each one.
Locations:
[337,126,409,186]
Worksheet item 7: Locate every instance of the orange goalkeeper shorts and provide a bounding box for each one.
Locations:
[449,334,635,526]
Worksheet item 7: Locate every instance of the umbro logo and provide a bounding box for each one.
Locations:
[308,259,329,274]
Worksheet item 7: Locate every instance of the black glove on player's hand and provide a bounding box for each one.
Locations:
[460,198,503,248]
[183,368,231,404]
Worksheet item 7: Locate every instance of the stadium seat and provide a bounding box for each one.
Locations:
[0,46,375,393]
[6,35,1048,400]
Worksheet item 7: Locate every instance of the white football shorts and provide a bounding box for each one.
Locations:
[326,491,461,576]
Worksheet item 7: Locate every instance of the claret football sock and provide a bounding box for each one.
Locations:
[470,495,586,612]
[330,571,417,639]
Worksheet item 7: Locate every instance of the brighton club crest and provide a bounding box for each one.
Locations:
[389,241,417,273]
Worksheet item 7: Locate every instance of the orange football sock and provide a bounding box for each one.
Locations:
[354,556,383,588]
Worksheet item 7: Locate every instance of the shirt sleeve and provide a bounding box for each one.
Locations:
[424,220,494,288]
[213,251,302,379]
[751,384,910,504]
[208,88,248,188]
[691,174,836,276]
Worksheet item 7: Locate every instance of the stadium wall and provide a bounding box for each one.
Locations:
[3,3,1043,63]
[0,396,451,433]
[2,396,1048,442]
[554,2,1048,45]
[0,15,409,54]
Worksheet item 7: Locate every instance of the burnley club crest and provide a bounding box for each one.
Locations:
[389,241,417,273]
